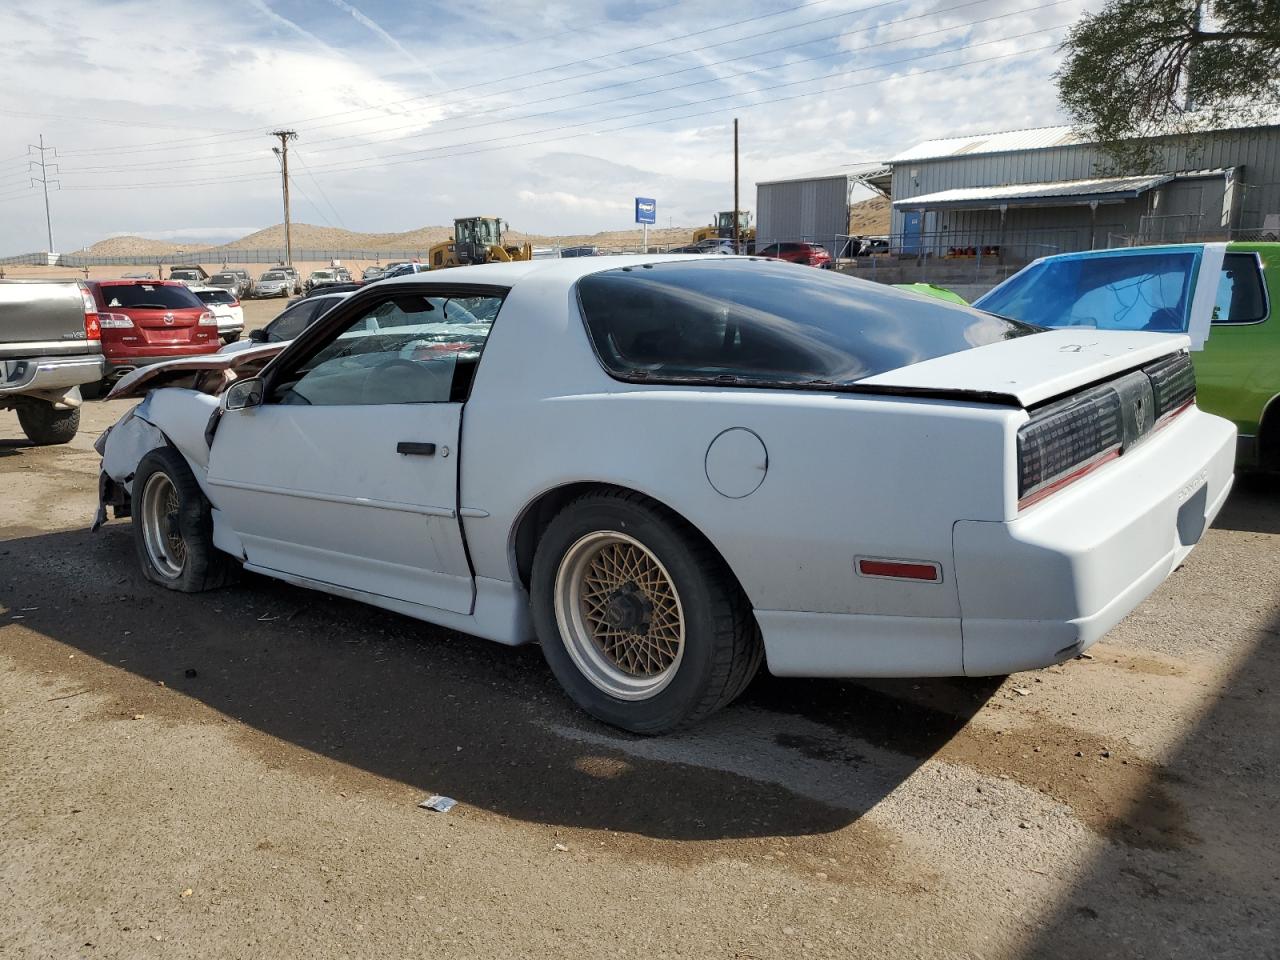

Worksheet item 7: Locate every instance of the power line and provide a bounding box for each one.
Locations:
[291,150,346,229]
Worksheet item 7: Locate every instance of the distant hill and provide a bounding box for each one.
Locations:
[81,222,703,259]
[76,203,888,261]
[849,196,890,235]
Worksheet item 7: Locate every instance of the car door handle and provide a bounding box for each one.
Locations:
[396,442,437,456]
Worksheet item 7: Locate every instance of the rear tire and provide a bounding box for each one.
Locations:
[131,447,238,592]
[530,490,762,734]
[17,401,79,445]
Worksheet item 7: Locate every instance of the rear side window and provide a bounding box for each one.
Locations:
[98,284,202,309]
[1212,253,1269,324]
[576,259,1037,387]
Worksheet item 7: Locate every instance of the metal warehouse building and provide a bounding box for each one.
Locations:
[888,124,1280,262]
[755,162,891,253]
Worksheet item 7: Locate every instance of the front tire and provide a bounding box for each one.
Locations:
[531,490,761,734]
[131,447,238,592]
[17,400,79,445]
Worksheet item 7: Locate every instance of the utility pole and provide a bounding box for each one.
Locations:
[270,130,298,266]
[732,118,740,254]
[28,134,59,254]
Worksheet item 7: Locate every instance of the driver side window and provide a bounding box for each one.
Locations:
[269,292,504,406]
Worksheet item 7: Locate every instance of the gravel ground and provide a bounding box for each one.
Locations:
[1,392,1277,960]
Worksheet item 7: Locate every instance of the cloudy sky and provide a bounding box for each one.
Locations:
[0,0,1095,253]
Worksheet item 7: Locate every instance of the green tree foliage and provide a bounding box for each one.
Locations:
[1056,0,1280,165]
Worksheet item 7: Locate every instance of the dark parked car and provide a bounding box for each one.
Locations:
[559,245,600,258]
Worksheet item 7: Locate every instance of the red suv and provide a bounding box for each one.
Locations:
[756,241,833,268]
[86,280,219,390]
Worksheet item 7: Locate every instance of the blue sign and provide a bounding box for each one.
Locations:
[635,197,656,225]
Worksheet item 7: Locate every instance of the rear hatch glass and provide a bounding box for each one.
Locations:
[98,284,205,343]
[576,259,1037,388]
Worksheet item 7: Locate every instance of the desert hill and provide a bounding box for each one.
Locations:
[77,197,890,259]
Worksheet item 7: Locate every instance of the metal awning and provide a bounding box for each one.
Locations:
[893,174,1176,210]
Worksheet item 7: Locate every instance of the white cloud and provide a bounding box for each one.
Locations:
[0,0,1102,253]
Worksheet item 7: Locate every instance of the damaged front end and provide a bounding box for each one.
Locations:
[93,346,282,531]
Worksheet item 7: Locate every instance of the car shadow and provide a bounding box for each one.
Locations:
[1012,604,1280,958]
[1212,472,1280,534]
[1,523,998,843]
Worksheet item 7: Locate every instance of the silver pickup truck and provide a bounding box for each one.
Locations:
[1,279,106,445]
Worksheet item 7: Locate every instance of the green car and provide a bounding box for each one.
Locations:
[892,282,970,305]
[975,243,1280,469]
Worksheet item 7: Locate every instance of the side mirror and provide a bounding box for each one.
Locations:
[224,377,264,411]
[248,328,267,343]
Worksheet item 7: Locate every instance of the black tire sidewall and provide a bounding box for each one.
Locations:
[531,497,730,733]
[17,401,79,445]
[131,447,217,592]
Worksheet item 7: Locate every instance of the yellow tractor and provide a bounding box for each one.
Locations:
[692,210,756,250]
[426,216,532,269]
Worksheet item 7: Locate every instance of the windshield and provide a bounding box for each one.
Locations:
[261,272,285,281]
[195,289,236,305]
[975,249,1201,333]
[211,274,237,284]
[311,271,334,280]
[456,219,500,246]
[577,259,1037,387]
[99,284,202,310]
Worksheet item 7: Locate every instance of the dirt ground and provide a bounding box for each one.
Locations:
[1,389,1278,958]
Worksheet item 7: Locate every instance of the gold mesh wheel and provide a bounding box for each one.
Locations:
[139,472,187,580]
[553,531,686,700]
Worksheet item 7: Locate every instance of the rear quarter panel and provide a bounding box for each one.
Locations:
[458,273,1017,620]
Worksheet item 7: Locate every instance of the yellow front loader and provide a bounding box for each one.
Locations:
[427,217,532,269]
[692,210,755,249]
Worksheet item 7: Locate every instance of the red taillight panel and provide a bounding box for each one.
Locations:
[79,286,101,340]
[856,558,942,582]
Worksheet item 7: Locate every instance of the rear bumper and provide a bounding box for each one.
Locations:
[0,354,105,396]
[954,407,1236,675]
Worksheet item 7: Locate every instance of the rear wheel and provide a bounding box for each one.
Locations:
[16,400,79,445]
[531,490,762,734]
[132,447,238,592]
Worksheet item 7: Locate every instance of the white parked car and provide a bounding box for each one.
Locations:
[95,256,1235,733]
[188,286,245,345]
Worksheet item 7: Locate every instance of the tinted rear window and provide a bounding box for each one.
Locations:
[195,289,236,304]
[98,284,202,309]
[576,259,1037,387]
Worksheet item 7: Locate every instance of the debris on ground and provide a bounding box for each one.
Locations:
[553,842,569,852]
[417,795,457,813]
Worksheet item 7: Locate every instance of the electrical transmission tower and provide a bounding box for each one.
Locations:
[270,130,298,266]
[28,134,59,254]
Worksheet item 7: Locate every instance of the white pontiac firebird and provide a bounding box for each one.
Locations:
[95,255,1236,733]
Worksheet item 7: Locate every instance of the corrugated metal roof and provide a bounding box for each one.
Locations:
[888,125,1082,163]
[756,161,890,187]
[892,174,1175,209]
